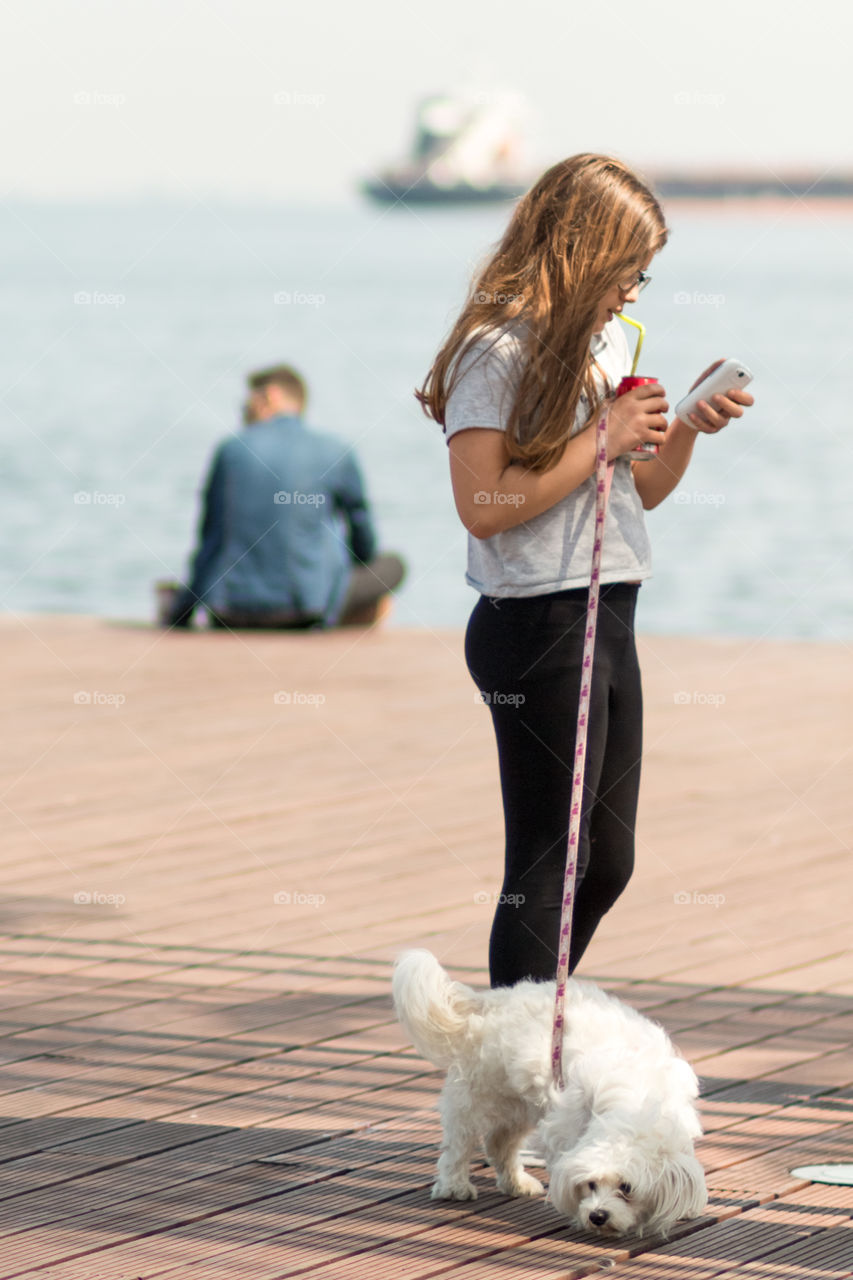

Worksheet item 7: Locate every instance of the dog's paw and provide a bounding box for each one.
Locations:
[496,1169,545,1197]
[431,1179,478,1201]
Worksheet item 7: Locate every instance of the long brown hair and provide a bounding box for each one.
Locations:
[415,154,669,472]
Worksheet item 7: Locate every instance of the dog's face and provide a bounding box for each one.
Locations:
[550,1166,646,1236]
[548,1147,707,1238]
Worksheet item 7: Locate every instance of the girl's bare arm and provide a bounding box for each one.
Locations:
[448,385,668,538]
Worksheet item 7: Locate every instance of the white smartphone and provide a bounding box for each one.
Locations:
[675,358,754,425]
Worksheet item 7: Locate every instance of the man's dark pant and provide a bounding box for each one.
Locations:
[210,552,406,630]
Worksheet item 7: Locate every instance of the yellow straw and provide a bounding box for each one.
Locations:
[616,313,645,375]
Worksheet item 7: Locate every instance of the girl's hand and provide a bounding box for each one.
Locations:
[680,359,756,434]
[605,384,669,461]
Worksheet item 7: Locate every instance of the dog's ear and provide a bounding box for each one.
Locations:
[670,1055,700,1102]
[645,1152,708,1234]
[545,1156,582,1220]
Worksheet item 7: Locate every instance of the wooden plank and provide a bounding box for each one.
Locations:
[0,618,852,1277]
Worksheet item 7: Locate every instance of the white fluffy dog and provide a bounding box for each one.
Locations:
[392,949,707,1238]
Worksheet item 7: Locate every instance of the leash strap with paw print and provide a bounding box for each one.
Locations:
[550,411,615,1090]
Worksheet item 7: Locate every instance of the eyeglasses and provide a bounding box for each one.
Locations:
[616,270,651,295]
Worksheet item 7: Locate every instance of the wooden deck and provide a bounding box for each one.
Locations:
[1,613,852,1279]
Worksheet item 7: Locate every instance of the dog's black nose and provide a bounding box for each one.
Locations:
[589,1209,609,1227]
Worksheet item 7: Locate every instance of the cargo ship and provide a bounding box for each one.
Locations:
[361,92,853,205]
[360,91,534,205]
[653,168,853,199]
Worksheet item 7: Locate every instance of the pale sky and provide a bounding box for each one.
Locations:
[1,0,850,203]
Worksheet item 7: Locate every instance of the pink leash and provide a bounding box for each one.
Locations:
[550,412,615,1090]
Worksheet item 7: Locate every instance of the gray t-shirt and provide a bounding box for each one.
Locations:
[443,317,652,597]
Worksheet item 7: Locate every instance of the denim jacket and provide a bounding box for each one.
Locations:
[170,414,376,626]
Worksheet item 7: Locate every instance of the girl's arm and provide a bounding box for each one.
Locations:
[449,385,668,539]
[630,416,699,510]
[449,427,597,539]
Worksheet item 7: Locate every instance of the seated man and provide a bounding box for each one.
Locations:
[165,364,405,629]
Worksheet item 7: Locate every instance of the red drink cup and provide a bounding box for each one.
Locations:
[615,375,661,460]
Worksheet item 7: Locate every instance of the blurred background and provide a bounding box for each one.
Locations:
[2,0,852,638]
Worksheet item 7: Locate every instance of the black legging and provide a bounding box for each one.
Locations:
[464,583,643,987]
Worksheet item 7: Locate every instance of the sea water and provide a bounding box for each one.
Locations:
[1,197,851,640]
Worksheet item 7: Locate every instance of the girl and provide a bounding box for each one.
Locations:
[416,154,753,988]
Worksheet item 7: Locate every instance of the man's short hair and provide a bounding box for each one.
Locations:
[248,364,307,408]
